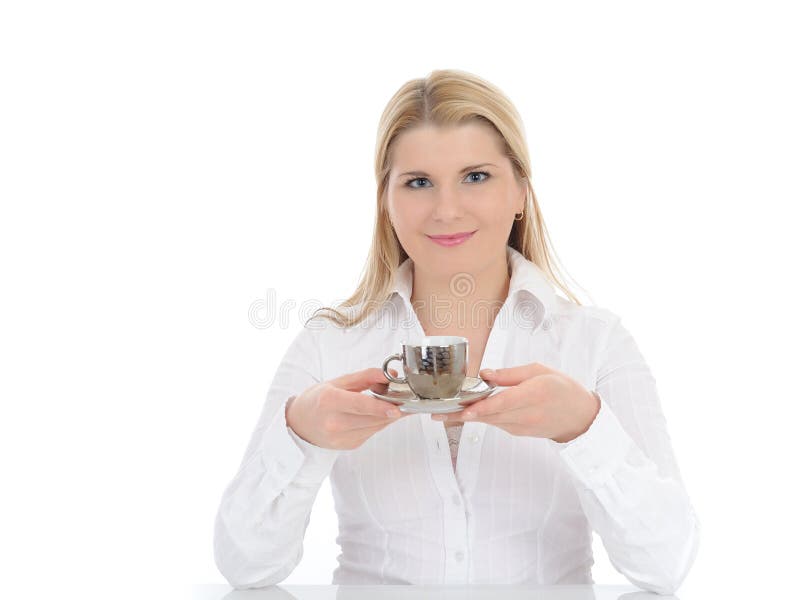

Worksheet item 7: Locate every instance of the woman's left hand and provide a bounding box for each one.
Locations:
[432,363,600,443]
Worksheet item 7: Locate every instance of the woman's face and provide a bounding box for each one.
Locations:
[385,121,526,278]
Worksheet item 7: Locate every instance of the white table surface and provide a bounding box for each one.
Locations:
[185,584,678,600]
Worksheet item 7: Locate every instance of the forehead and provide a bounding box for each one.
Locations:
[390,122,505,171]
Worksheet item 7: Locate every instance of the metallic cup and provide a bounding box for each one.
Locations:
[381,336,468,399]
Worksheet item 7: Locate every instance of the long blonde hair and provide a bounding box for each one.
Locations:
[307,68,588,329]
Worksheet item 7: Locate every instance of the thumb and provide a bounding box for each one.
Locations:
[331,367,395,392]
[480,363,553,385]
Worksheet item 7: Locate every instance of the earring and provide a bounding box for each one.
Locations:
[514,210,524,221]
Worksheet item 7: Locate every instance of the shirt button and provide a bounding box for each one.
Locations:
[455,550,465,562]
[542,318,552,331]
[469,434,479,443]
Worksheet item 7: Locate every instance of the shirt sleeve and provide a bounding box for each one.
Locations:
[551,313,701,595]
[213,323,343,590]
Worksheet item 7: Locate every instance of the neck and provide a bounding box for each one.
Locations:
[410,252,511,331]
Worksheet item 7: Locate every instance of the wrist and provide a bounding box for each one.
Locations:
[551,389,601,444]
[285,395,297,429]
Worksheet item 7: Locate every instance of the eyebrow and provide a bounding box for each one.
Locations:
[398,163,498,178]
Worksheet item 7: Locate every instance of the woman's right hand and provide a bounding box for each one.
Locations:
[285,367,412,450]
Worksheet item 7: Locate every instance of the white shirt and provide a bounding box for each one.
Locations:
[214,245,700,594]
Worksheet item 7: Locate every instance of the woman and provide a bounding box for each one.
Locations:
[213,69,700,594]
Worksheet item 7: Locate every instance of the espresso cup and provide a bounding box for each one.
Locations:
[381,336,468,399]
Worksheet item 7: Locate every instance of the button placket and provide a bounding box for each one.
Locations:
[403,298,485,584]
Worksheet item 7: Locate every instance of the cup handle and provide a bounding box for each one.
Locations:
[382,353,407,384]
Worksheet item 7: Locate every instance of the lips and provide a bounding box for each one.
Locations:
[426,230,477,247]
[427,230,477,240]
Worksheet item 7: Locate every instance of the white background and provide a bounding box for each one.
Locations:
[1,2,798,598]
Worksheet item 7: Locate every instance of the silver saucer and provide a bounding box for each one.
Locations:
[366,376,497,414]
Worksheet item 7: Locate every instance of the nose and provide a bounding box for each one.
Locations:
[430,186,464,222]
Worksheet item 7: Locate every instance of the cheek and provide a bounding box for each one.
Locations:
[473,202,512,227]
[471,187,516,221]
[389,196,427,229]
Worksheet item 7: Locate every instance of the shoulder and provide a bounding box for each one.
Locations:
[547,298,648,380]
[553,298,652,370]
[301,299,397,348]
[299,300,398,381]
[304,299,396,330]
[550,295,622,333]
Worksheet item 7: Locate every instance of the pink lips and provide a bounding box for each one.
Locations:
[426,230,477,247]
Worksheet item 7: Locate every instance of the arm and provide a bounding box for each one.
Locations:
[213,325,342,589]
[552,314,701,595]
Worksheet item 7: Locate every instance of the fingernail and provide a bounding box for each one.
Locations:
[463,411,475,420]
[480,369,495,377]
[386,409,401,418]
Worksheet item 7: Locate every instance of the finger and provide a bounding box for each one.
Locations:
[330,367,394,392]
[453,387,526,419]
[468,404,534,425]
[433,402,533,425]
[330,386,406,418]
[430,399,481,420]
[348,418,411,440]
[479,362,557,386]
[329,410,412,431]
[431,390,501,421]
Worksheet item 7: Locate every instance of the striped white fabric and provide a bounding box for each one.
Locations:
[214,245,700,594]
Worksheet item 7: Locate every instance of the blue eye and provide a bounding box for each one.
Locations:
[465,171,490,184]
[404,171,491,189]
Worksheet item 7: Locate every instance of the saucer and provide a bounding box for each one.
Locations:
[366,376,498,414]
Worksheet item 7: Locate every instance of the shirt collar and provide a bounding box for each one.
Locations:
[389,245,556,318]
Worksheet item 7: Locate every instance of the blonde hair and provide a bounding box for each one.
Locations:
[307,68,588,329]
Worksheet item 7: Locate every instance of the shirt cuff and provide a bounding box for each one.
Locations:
[551,390,635,488]
[262,396,343,486]
[286,423,343,460]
